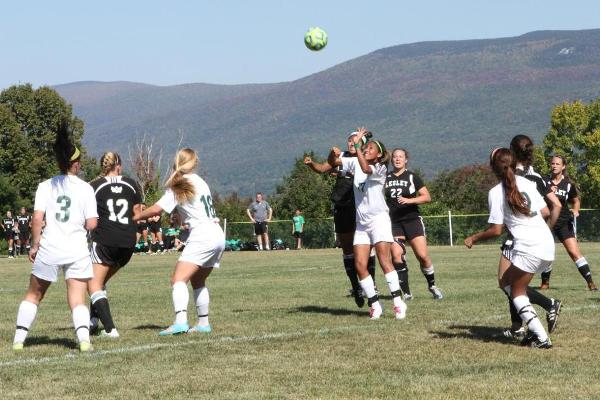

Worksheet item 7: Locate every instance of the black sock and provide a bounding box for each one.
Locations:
[8,248,14,257]
[151,242,159,253]
[422,267,436,288]
[343,256,360,292]
[394,262,410,295]
[93,298,115,333]
[367,255,376,281]
[503,289,521,327]
[541,270,552,285]
[159,242,165,251]
[527,286,553,311]
[577,264,593,284]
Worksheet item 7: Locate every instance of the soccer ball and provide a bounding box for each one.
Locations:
[304,27,328,51]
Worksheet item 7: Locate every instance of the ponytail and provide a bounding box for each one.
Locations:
[99,152,121,176]
[491,148,529,216]
[165,148,198,204]
[53,119,79,174]
[509,134,534,168]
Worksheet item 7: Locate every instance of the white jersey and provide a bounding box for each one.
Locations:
[34,175,98,265]
[157,173,222,241]
[340,157,389,224]
[488,176,554,261]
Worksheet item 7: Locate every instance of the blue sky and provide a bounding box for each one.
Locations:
[1,0,599,89]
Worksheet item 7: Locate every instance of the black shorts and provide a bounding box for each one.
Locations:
[293,231,303,239]
[148,222,162,234]
[18,230,30,241]
[4,231,17,241]
[333,205,356,234]
[553,220,576,242]
[254,221,268,235]
[391,217,425,240]
[91,242,134,269]
[137,224,148,234]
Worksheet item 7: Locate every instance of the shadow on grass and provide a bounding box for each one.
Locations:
[26,336,78,349]
[133,324,165,330]
[430,325,516,345]
[290,305,367,317]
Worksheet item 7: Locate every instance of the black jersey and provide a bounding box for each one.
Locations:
[2,217,16,232]
[90,176,143,248]
[516,166,551,197]
[547,176,578,225]
[17,214,31,232]
[385,169,424,222]
[330,153,356,208]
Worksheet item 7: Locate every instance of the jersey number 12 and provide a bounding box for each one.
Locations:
[107,199,129,224]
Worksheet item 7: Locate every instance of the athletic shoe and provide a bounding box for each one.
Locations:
[79,341,93,352]
[158,323,190,336]
[546,299,562,333]
[369,303,383,320]
[539,282,550,290]
[588,281,598,291]
[521,332,552,349]
[393,302,407,320]
[188,324,212,333]
[99,328,120,338]
[403,293,413,301]
[12,342,24,351]
[502,327,526,340]
[429,286,443,300]
[351,289,365,308]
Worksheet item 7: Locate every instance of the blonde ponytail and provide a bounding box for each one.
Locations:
[165,148,198,204]
[99,152,121,176]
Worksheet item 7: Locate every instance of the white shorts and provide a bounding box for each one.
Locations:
[32,256,93,282]
[179,225,225,268]
[354,213,394,246]
[510,250,553,274]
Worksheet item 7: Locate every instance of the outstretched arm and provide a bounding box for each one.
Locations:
[464,224,503,248]
[304,156,334,173]
[133,204,164,222]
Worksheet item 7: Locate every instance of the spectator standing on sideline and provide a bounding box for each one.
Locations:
[247,192,272,250]
[292,209,305,250]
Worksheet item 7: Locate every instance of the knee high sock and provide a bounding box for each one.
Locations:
[14,301,38,344]
[526,286,553,311]
[359,275,379,307]
[513,295,548,341]
[394,262,410,295]
[90,290,115,333]
[72,305,91,344]
[384,271,406,309]
[172,281,189,325]
[343,255,360,291]
[421,265,436,288]
[367,255,376,281]
[541,264,552,285]
[575,257,593,283]
[502,287,522,327]
[193,287,210,327]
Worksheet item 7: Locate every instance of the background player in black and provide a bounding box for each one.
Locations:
[540,155,597,291]
[136,204,149,253]
[147,215,165,254]
[500,135,562,339]
[2,210,17,258]
[88,152,143,337]
[385,148,443,300]
[304,132,376,308]
[16,207,32,256]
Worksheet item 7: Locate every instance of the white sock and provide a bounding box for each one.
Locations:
[513,295,548,341]
[193,287,210,327]
[421,265,434,275]
[72,305,90,344]
[172,281,189,325]
[14,301,38,344]
[359,275,381,309]
[384,271,406,308]
[575,257,588,268]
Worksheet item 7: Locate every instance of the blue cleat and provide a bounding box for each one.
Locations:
[188,324,211,333]
[158,323,190,336]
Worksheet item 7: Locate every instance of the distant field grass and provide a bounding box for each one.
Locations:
[1,244,599,399]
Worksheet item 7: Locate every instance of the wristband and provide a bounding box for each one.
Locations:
[354,142,361,149]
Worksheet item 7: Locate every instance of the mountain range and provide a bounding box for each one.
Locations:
[55,28,600,195]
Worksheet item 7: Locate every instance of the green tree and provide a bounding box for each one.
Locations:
[214,192,252,222]
[542,99,600,208]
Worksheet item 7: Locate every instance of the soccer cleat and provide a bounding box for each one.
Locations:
[403,293,413,301]
[12,342,24,351]
[188,324,212,333]
[429,286,443,300]
[79,341,93,352]
[588,281,598,291]
[369,303,383,320]
[351,289,365,308]
[158,323,190,336]
[521,332,552,349]
[502,327,526,340]
[539,282,550,290]
[393,303,407,320]
[546,299,562,333]
[99,328,120,338]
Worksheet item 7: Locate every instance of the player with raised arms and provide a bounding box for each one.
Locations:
[88,152,143,337]
[134,148,225,335]
[328,128,408,320]
[465,148,559,348]
[12,121,98,352]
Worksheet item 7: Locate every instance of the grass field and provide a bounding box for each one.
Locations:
[1,244,599,399]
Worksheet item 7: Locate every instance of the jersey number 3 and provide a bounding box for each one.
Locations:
[107,199,129,224]
[55,195,71,222]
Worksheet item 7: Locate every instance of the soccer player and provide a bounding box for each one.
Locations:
[147,215,165,254]
[540,155,597,291]
[465,148,559,348]
[134,148,225,335]
[16,207,32,256]
[12,122,98,352]
[246,193,272,250]
[88,152,143,338]
[291,209,305,250]
[2,210,17,258]
[328,128,408,320]
[304,132,377,308]
[384,148,443,300]
[135,204,149,254]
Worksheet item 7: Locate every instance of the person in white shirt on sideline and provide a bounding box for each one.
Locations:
[134,148,225,335]
[12,121,98,352]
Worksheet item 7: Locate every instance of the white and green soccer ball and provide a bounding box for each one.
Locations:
[304,27,328,51]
